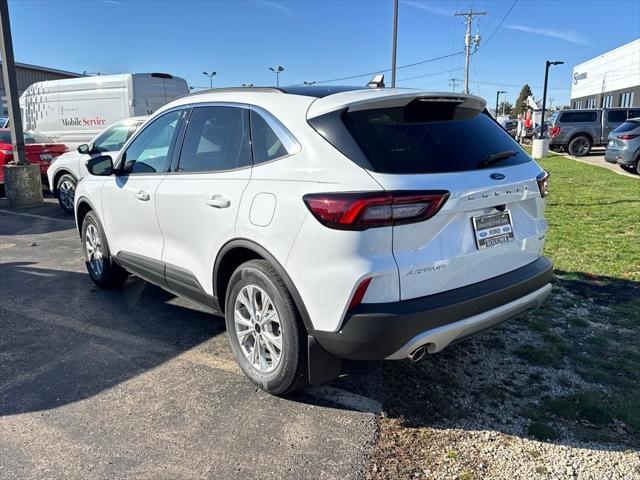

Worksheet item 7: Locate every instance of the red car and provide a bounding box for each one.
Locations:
[0,129,68,196]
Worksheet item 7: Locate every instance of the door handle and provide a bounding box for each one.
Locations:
[135,190,150,201]
[206,195,231,209]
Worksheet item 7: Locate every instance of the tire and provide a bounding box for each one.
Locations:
[56,173,77,214]
[567,135,592,157]
[225,259,307,395]
[81,211,128,288]
[0,183,5,198]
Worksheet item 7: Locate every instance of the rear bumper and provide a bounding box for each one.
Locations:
[313,256,553,360]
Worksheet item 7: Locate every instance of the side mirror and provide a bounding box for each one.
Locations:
[86,155,113,176]
[77,144,90,154]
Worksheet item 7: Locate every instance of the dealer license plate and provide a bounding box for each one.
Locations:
[472,210,514,249]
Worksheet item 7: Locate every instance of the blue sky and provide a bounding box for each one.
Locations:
[9,0,640,106]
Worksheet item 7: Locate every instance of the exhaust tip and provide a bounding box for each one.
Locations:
[408,345,426,363]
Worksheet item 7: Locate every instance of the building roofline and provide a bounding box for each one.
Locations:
[0,61,82,78]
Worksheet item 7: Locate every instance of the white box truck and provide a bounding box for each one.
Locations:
[20,73,189,148]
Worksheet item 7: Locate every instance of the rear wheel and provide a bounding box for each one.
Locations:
[56,174,77,213]
[567,136,592,157]
[81,211,128,288]
[225,259,307,395]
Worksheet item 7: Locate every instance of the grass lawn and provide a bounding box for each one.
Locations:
[368,154,640,479]
[538,154,640,281]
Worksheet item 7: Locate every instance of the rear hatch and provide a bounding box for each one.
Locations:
[308,90,548,300]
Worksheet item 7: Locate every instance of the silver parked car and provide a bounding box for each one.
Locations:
[605,118,640,174]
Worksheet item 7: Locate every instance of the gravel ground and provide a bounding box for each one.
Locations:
[366,274,640,480]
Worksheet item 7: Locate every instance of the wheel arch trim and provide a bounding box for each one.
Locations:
[213,238,314,332]
[75,196,99,236]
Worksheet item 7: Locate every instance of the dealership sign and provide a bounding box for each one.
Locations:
[573,72,588,84]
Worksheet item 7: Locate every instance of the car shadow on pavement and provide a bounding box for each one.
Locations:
[0,261,226,416]
[373,270,640,453]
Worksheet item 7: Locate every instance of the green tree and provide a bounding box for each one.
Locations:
[499,100,513,116]
[514,84,533,115]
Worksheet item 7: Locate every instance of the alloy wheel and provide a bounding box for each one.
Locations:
[85,223,104,276]
[570,138,590,156]
[59,180,75,211]
[234,285,283,373]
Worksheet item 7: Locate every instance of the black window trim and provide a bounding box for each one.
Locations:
[115,108,187,176]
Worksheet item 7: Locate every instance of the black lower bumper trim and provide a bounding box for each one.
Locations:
[313,257,553,360]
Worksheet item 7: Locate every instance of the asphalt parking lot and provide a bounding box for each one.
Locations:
[0,198,380,480]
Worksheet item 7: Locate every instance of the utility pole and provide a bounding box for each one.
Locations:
[495,90,506,118]
[454,8,485,94]
[391,0,398,87]
[0,0,43,207]
[448,78,460,92]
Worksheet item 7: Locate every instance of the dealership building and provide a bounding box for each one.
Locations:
[0,61,80,115]
[570,38,640,109]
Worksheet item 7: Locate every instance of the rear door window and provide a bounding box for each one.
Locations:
[341,103,529,174]
[176,106,251,172]
[560,111,598,123]
[607,110,627,123]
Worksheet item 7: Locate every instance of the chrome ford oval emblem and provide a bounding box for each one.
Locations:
[490,173,506,180]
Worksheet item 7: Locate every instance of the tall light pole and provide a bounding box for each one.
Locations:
[540,60,563,138]
[495,90,506,118]
[203,71,217,90]
[454,8,485,94]
[391,0,398,87]
[269,66,285,87]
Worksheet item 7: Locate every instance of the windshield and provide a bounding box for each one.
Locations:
[342,106,530,174]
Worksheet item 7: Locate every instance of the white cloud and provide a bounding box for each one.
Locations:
[254,0,292,14]
[401,1,454,17]
[506,24,590,45]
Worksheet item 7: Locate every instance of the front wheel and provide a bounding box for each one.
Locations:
[225,259,307,395]
[56,174,77,213]
[81,211,128,288]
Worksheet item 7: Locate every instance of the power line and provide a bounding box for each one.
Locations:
[291,51,464,86]
[397,67,464,83]
[480,0,518,49]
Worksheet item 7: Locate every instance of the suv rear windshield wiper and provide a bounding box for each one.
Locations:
[477,150,517,169]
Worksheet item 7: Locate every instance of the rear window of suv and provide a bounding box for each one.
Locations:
[339,102,529,174]
[613,120,640,133]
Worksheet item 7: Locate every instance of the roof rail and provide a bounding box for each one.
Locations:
[188,86,284,97]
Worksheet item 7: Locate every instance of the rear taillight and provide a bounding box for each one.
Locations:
[537,170,549,198]
[617,134,639,141]
[303,190,449,230]
[348,277,372,310]
[550,126,561,138]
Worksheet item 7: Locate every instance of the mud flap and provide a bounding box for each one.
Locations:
[308,336,342,386]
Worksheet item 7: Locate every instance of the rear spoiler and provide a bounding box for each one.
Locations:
[307,90,486,119]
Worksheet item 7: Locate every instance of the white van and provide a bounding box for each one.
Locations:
[20,73,189,148]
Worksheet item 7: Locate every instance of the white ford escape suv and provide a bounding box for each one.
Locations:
[74,86,553,395]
